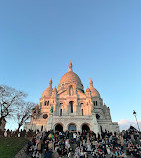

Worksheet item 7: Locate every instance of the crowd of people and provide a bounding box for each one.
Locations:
[0,126,141,158]
[124,126,141,158]
[25,126,141,158]
[0,129,35,138]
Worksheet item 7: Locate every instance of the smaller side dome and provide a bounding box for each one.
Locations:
[86,86,91,92]
[42,79,52,98]
[52,86,57,92]
[89,79,100,97]
[90,87,100,97]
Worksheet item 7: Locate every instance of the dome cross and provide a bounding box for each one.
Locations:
[68,61,73,72]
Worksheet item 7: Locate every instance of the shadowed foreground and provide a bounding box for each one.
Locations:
[0,137,28,158]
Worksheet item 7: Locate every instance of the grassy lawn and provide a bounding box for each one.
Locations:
[0,137,28,158]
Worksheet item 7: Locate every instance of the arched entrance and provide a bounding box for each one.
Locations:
[82,124,90,132]
[55,124,63,132]
[68,123,76,131]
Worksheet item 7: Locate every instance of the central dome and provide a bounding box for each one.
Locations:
[58,62,84,91]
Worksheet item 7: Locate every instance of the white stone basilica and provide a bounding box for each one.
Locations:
[24,62,119,134]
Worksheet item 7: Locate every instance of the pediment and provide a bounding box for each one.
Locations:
[58,89,68,98]
[77,90,86,98]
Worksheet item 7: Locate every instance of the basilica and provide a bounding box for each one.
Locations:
[24,62,119,134]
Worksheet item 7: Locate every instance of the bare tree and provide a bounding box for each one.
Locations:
[16,101,35,131]
[0,85,26,128]
[0,85,37,131]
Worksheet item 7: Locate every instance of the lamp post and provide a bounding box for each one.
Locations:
[133,110,140,132]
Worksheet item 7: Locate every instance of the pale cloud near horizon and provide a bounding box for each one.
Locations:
[118,119,141,131]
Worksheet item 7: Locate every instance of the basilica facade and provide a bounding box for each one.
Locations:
[24,62,119,134]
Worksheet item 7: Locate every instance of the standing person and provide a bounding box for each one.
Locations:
[37,138,42,157]
[52,150,59,158]
[4,130,7,137]
[65,138,69,150]
[106,145,111,158]
[68,148,73,158]
[84,152,88,158]
[73,132,77,141]
[76,146,80,157]
[119,135,124,150]
[44,140,49,152]
[131,133,135,144]
[44,142,53,158]
[80,149,85,158]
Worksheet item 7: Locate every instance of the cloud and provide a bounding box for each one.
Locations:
[118,119,141,131]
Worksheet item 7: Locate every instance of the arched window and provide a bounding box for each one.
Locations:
[44,101,47,106]
[82,109,83,116]
[47,101,49,106]
[70,101,73,113]
[93,101,98,106]
[60,109,62,116]
[93,101,95,106]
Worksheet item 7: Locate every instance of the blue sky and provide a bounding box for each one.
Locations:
[0,0,141,130]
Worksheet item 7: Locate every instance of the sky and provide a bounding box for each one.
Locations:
[0,0,141,131]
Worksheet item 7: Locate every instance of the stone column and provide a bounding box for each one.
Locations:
[46,113,53,131]
[77,123,81,132]
[63,123,68,131]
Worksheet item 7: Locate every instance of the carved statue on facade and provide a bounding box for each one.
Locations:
[50,106,53,113]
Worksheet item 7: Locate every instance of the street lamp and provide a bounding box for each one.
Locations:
[133,110,140,132]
